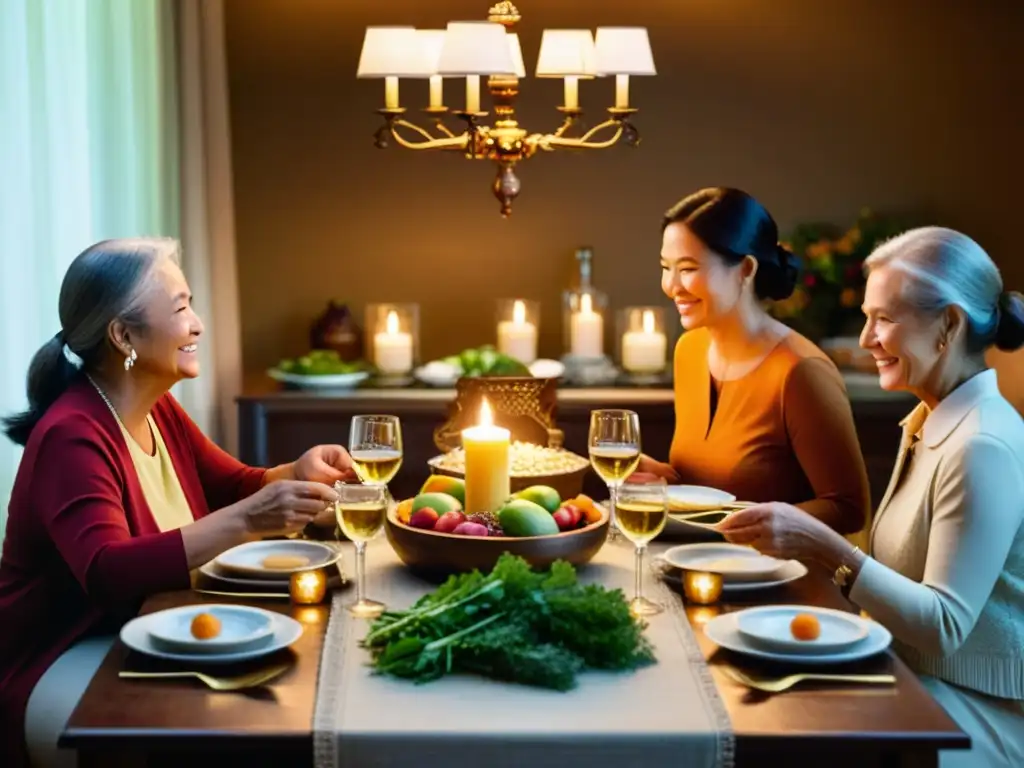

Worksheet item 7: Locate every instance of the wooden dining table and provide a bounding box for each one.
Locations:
[62,546,968,768]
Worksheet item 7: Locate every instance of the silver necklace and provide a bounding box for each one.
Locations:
[86,374,125,427]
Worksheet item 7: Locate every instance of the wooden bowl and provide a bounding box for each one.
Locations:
[425,461,590,502]
[384,504,610,581]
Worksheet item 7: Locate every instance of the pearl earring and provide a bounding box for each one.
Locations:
[124,347,137,371]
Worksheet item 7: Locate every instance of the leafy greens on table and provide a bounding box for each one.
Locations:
[362,553,656,691]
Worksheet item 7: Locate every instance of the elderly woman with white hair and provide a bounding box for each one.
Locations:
[717,226,1024,766]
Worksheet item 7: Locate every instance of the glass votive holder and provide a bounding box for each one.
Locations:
[496,299,539,364]
[365,303,419,383]
[683,571,723,605]
[562,287,608,360]
[618,306,668,378]
[290,569,328,604]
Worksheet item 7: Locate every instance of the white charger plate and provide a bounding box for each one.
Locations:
[736,605,871,654]
[147,604,274,654]
[704,609,891,665]
[655,546,808,592]
[663,543,787,583]
[122,607,302,664]
[267,369,370,389]
[215,540,340,580]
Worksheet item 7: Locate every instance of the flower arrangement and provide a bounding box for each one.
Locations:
[771,208,914,341]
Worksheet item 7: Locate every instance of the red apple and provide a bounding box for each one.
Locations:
[434,510,467,534]
[409,508,440,529]
[452,521,489,537]
[552,508,577,531]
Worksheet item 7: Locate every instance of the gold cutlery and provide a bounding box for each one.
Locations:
[119,662,290,691]
[192,588,290,599]
[721,666,896,693]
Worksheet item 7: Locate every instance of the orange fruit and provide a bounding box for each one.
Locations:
[396,498,414,524]
[572,494,603,524]
[190,612,222,640]
[790,613,821,641]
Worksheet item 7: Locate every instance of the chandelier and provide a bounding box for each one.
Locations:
[356,2,656,216]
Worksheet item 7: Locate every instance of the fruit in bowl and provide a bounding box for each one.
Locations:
[385,480,610,579]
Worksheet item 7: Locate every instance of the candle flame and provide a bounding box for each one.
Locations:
[642,309,655,334]
[479,397,493,427]
[580,293,593,315]
[512,300,526,325]
[385,310,399,335]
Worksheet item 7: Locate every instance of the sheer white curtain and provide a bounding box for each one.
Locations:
[0,0,240,538]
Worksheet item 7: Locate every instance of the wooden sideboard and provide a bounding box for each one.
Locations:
[238,374,915,508]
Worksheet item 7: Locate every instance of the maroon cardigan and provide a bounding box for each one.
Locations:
[0,379,266,765]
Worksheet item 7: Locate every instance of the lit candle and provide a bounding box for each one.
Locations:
[384,76,399,109]
[497,300,538,364]
[563,75,579,109]
[374,310,413,375]
[570,293,604,358]
[462,398,510,514]
[622,309,667,373]
[615,74,630,109]
[429,74,443,108]
[290,569,328,604]
[465,74,480,113]
[683,571,723,605]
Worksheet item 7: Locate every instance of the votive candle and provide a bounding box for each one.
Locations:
[683,571,723,605]
[290,569,328,604]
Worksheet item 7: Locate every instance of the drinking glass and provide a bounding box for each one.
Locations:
[349,415,403,488]
[616,481,668,616]
[334,482,388,619]
[588,409,642,539]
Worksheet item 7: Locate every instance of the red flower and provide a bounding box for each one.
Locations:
[804,274,817,288]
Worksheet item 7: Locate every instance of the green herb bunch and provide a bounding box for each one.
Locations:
[362,553,656,691]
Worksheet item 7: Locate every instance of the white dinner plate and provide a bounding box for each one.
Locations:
[703,609,891,665]
[663,543,787,583]
[267,369,370,389]
[198,560,289,589]
[667,485,736,512]
[654,548,809,593]
[147,604,274,654]
[735,605,871,654]
[122,607,302,664]
[214,540,340,580]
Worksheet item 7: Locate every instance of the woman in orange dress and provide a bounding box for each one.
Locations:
[638,187,869,533]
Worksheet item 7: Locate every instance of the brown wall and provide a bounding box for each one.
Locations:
[223,0,1023,372]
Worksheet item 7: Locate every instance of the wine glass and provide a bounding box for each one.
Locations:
[616,480,668,616]
[334,482,388,619]
[588,409,642,539]
[349,415,403,490]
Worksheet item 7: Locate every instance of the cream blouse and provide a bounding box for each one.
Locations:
[119,416,194,532]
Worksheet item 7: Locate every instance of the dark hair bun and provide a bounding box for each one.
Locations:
[995,291,1024,351]
[662,187,799,301]
[754,243,800,301]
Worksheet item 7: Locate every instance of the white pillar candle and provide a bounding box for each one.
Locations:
[428,75,443,108]
[497,300,538,364]
[373,310,413,374]
[465,75,480,113]
[570,293,604,358]
[384,76,399,109]
[622,309,667,373]
[563,76,579,109]
[615,74,629,109]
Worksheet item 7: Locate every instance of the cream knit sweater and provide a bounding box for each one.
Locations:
[850,370,1024,699]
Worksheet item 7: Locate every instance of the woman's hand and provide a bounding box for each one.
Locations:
[627,455,681,484]
[293,444,358,485]
[714,502,833,562]
[237,480,340,538]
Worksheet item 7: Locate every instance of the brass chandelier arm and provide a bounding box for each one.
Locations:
[388,120,471,151]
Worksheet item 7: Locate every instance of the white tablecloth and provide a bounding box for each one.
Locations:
[313,539,734,768]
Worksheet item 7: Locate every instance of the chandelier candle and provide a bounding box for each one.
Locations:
[462,398,510,514]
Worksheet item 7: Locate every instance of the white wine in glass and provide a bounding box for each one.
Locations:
[588,410,642,539]
[616,481,668,617]
[334,483,388,619]
[349,415,403,487]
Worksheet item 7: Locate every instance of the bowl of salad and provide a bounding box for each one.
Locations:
[268,350,372,389]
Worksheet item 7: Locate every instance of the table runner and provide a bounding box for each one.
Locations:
[313,539,734,768]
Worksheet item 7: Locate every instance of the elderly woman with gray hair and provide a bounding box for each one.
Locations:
[0,238,356,767]
[717,227,1024,766]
